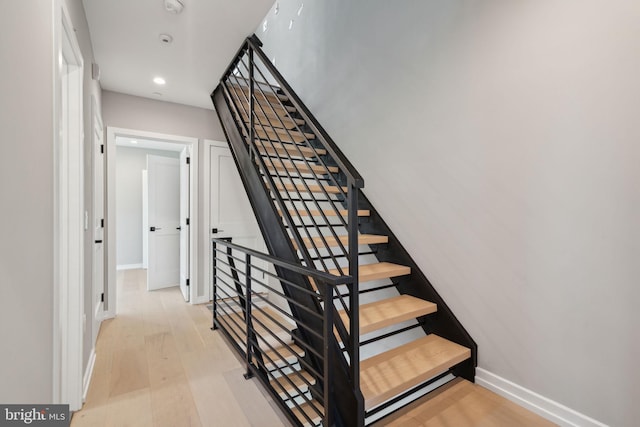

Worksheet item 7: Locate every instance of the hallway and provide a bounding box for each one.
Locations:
[71,269,289,427]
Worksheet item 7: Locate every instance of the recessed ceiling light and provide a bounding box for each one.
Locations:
[153,76,166,85]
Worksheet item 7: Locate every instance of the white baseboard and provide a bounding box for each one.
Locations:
[476,368,608,427]
[82,349,97,402]
[116,263,144,270]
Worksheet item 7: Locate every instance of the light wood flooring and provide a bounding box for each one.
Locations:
[73,269,555,427]
[71,269,290,427]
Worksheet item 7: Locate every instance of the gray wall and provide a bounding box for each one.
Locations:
[0,1,55,403]
[258,1,640,426]
[116,147,179,267]
[103,91,226,300]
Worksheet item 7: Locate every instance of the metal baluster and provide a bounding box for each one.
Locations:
[211,240,218,331]
[323,281,335,427]
[244,252,253,379]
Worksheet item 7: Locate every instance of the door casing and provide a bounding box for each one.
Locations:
[105,127,198,316]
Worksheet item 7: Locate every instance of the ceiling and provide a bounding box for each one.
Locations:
[83,0,275,110]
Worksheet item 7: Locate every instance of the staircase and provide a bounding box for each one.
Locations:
[211,35,477,426]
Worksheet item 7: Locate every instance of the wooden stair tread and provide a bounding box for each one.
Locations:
[262,343,304,367]
[360,334,471,410]
[275,181,347,195]
[286,208,370,217]
[291,400,323,425]
[270,370,316,394]
[253,127,314,144]
[236,97,296,113]
[220,307,293,334]
[267,160,339,175]
[229,83,289,102]
[242,111,304,130]
[339,295,437,335]
[298,234,388,249]
[328,262,410,282]
[254,141,326,158]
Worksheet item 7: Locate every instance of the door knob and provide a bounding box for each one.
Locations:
[212,228,225,234]
[150,226,162,232]
[176,226,182,230]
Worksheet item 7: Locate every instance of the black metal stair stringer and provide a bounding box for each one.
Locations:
[356,192,478,382]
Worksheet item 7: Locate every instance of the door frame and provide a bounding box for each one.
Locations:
[53,2,84,410]
[202,139,233,301]
[105,127,199,317]
[91,95,105,330]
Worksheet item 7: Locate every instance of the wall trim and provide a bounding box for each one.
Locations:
[116,263,144,271]
[476,368,609,427]
[82,349,96,402]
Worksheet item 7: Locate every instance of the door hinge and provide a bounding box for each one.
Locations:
[186,157,190,165]
[100,218,104,228]
[100,144,104,154]
[101,293,104,302]
[186,218,190,226]
[186,279,190,287]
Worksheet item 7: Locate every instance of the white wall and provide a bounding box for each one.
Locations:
[0,0,55,403]
[103,92,227,300]
[258,1,640,426]
[115,147,179,267]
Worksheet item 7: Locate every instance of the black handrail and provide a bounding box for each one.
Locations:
[245,35,364,189]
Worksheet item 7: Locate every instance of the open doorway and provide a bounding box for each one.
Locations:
[105,128,198,317]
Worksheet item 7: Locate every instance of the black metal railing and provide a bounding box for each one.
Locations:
[212,239,362,426]
[212,34,366,426]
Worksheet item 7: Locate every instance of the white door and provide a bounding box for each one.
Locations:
[179,147,191,301]
[209,145,265,298]
[92,99,104,337]
[147,155,180,290]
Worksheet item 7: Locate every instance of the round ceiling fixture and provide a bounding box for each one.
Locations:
[159,33,174,44]
[153,77,166,85]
